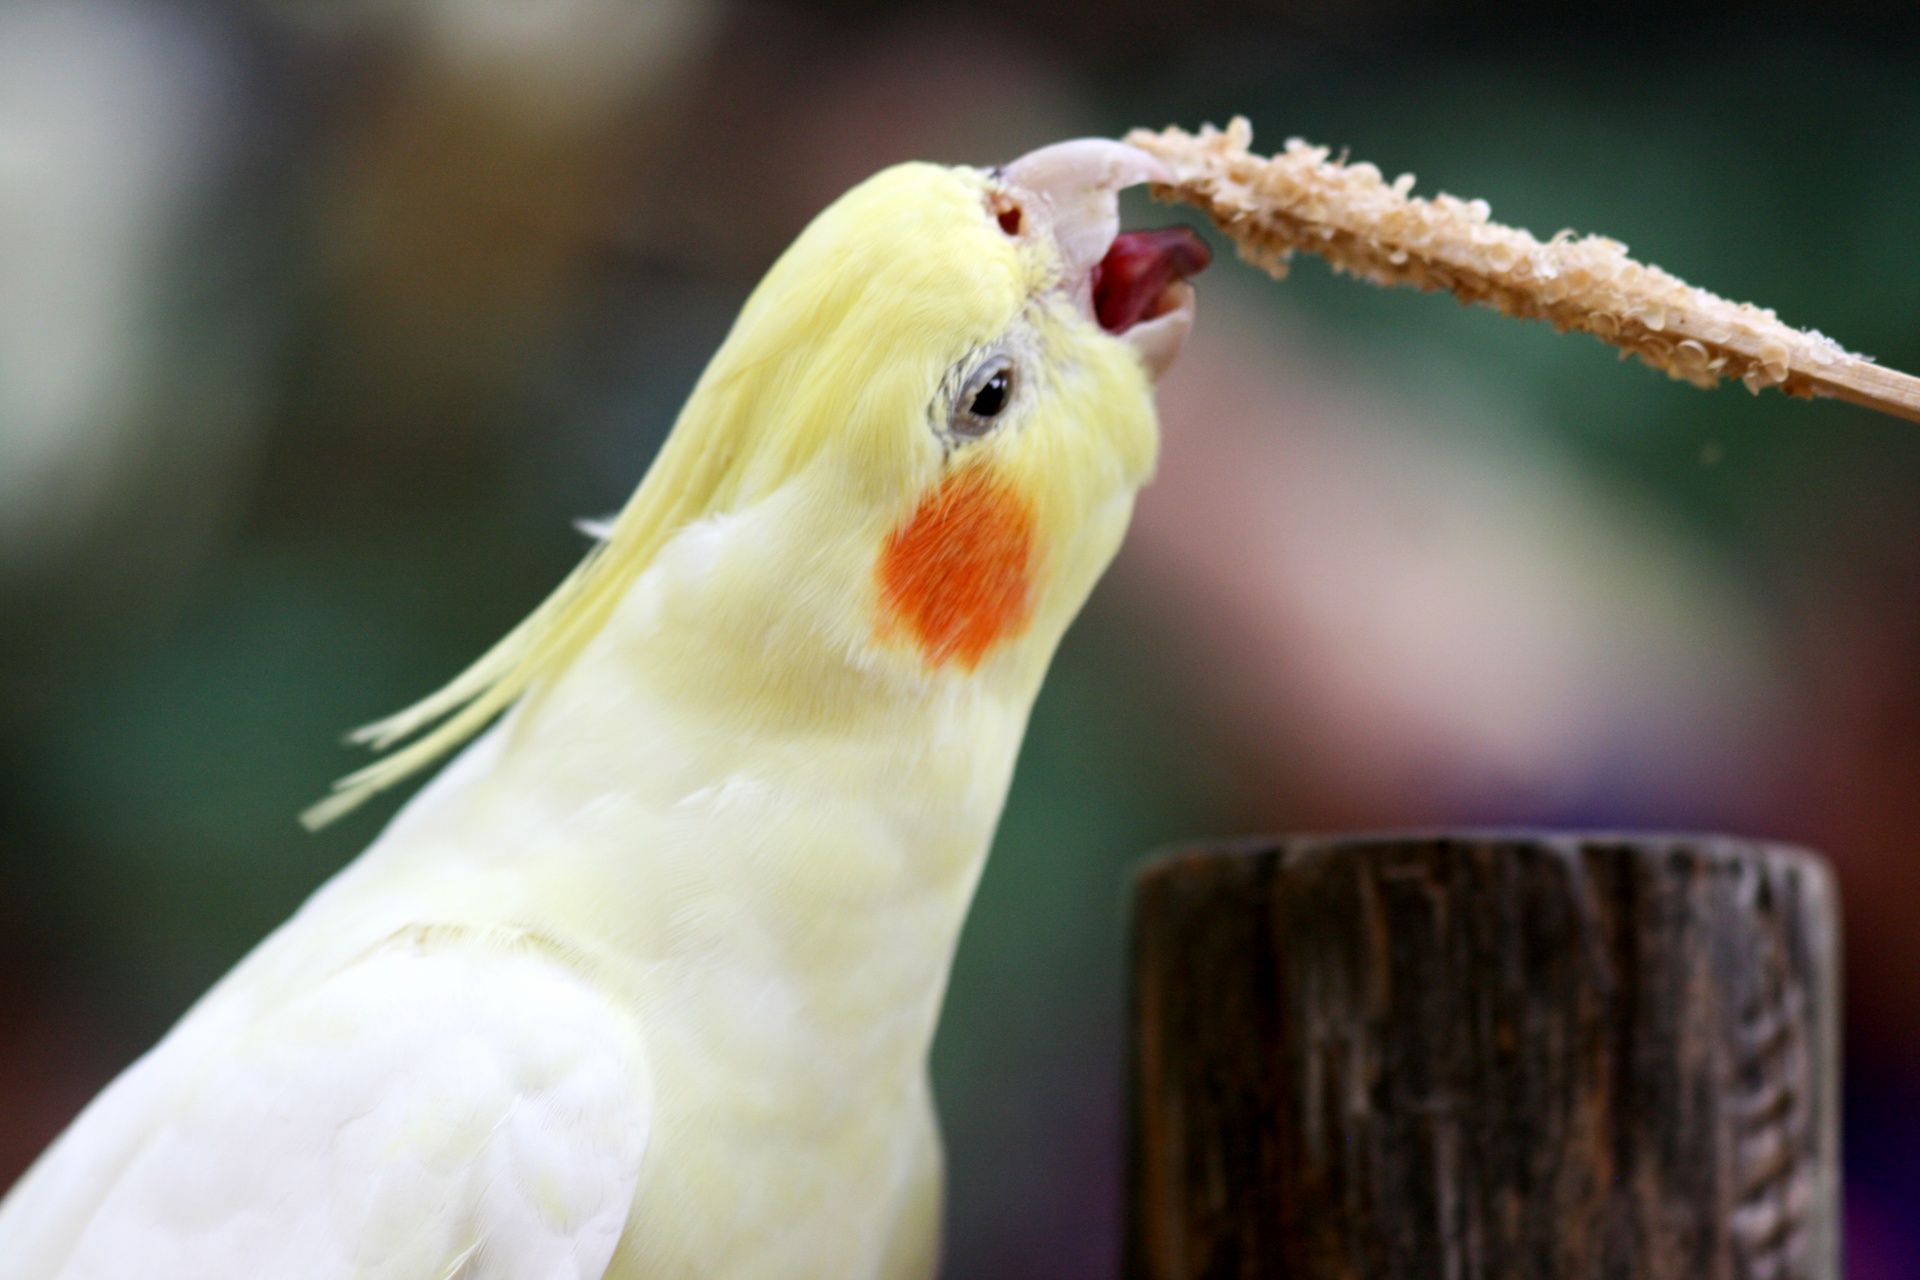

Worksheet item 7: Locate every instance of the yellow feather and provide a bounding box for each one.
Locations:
[303,162,1029,828]
[7,138,1184,1278]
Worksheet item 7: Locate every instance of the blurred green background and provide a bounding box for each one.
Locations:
[4,1,1920,1274]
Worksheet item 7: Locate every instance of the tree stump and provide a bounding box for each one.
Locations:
[1126,834,1840,1280]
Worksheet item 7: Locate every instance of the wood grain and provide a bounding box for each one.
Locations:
[1126,834,1840,1280]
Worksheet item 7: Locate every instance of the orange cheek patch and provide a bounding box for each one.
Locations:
[876,465,1036,670]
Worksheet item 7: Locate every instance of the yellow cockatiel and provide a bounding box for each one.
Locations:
[0,139,1208,1279]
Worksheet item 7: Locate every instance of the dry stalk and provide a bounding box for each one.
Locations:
[1127,118,1920,425]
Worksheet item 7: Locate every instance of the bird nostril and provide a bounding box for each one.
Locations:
[989,191,1024,236]
[1092,226,1211,333]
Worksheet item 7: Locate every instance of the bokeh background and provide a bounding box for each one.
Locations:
[3,0,1919,1273]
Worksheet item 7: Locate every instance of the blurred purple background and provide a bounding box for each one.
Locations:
[3,1,1919,1274]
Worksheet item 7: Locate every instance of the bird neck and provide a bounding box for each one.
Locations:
[381,484,1054,1044]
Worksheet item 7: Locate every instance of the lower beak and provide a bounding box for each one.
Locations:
[1119,280,1198,381]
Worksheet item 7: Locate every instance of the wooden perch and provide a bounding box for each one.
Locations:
[1126,834,1841,1280]
[1129,118,1920,426]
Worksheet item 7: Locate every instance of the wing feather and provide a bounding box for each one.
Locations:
[39,940,649,1280]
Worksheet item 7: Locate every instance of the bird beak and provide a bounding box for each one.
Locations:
[999,139,1207,380]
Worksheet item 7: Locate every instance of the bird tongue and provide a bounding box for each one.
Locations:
[1092,227,1212,334]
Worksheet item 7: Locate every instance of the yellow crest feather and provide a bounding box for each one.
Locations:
[302,161,1012,828]
[300,419,742,829]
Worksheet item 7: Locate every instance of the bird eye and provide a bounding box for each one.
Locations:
[951,357,1015,438]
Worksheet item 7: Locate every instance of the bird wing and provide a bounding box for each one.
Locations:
[33,932,651,1280]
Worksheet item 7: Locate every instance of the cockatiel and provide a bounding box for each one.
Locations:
[0,138,1209,1279]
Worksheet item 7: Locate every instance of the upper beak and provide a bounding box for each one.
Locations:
[998,138,1207,380]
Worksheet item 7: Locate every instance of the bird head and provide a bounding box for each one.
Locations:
[708,138,1208,682]
[305,138,1208,826]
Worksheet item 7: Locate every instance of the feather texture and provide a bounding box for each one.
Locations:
[6,142,1186,1278]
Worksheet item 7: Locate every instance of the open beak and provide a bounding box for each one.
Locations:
[998,139,1209,380]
